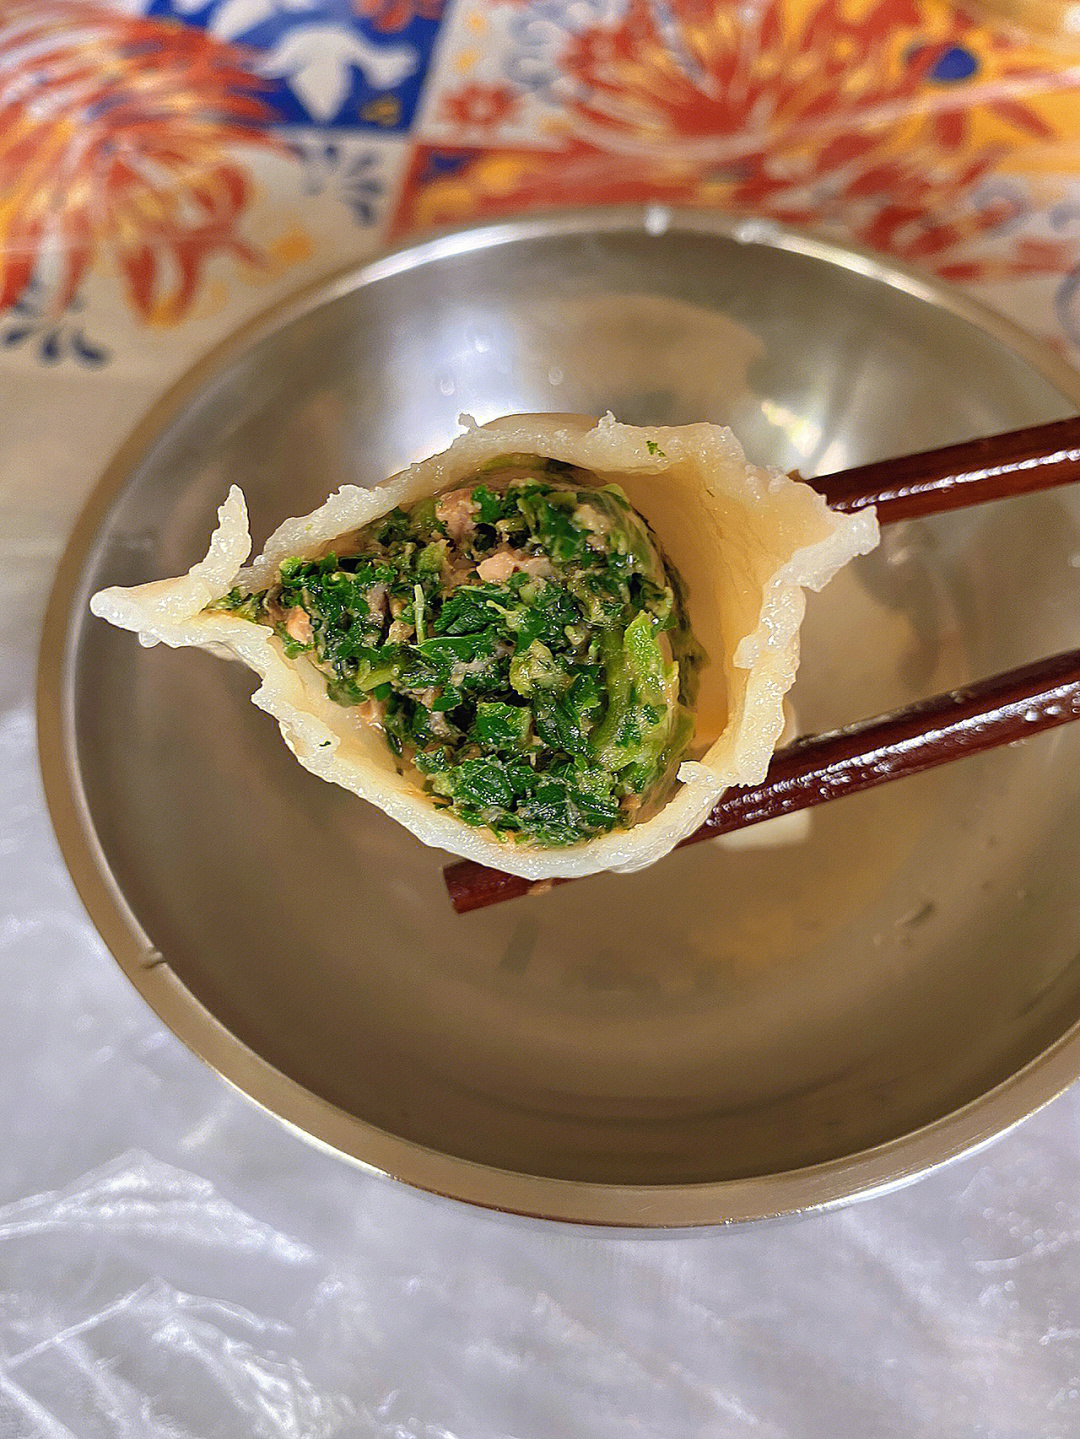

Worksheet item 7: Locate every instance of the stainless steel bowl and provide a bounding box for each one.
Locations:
[39,208,1080,1226]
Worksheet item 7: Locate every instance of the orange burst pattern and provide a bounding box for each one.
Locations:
[0,0,287,323]
[396,0,1080,285]
[562,0,1053,149]
[557,0,1077,279]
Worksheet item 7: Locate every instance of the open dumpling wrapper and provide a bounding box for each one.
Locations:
[90,414,878,879]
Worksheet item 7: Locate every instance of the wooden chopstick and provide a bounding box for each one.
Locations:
[813,414,1080,524]
[444,416,1080,914]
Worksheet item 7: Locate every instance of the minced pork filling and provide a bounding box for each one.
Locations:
[215,455,704,846]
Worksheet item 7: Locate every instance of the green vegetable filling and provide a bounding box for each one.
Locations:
[214,456,704,846]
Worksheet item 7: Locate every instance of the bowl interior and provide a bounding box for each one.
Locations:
[68,216,1080,1198]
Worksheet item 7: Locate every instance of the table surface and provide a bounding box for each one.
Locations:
[6,2,1080,1435]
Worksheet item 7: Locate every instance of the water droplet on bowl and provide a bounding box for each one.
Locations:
[645,205,671,236]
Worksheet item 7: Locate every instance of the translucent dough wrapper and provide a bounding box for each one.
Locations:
[90,414,879,878]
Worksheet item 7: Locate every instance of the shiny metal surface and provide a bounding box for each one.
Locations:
[38,208,1080,1225]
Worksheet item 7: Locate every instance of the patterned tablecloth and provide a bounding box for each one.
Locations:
[6,3,1080,1436]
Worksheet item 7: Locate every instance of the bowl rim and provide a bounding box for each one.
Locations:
[37,204,1080,1228]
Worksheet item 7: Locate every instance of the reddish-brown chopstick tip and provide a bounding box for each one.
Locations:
[444,867,567,913]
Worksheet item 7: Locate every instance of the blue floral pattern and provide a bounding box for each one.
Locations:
[0,289,110,369]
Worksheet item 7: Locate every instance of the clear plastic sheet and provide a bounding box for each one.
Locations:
[6,496,1080,1435]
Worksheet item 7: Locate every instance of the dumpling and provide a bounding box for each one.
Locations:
[90,413,878,879]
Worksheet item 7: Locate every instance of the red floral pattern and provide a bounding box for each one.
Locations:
[561,0,1054,151]
[396,0,1080,285]
[0,0,288,322]
[3,0,1080,347]
[440,82,521,131]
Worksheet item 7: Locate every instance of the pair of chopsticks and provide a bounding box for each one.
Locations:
[446,416,1080,914]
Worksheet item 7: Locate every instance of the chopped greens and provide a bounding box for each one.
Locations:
[214,455,704,846]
